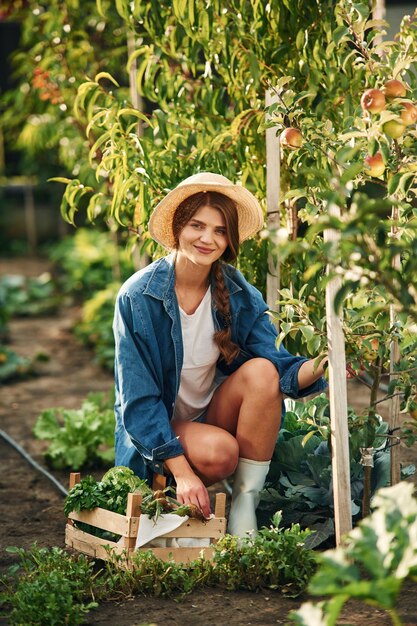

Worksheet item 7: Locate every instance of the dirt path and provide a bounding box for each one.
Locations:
[1,256,417,626]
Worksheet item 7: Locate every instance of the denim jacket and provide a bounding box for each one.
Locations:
[113,254,327,481]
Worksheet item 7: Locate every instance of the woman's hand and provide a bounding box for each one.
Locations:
[175,473,211,518]
[164,454,211,518]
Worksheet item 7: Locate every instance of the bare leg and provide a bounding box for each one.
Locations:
[205,358,282,536]
[205,357,282,461]
[170,358,282,532]
[170,420,239,484]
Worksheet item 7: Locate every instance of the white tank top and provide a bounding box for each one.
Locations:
[173,288,221,421]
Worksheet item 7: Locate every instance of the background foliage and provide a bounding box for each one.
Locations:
[1,0,417,535]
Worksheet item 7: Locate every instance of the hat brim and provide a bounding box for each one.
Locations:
[148,181,264,250]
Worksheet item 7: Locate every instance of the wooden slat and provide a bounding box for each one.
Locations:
[126,492,142,517]
[162,517,226,538]
[149,546,215,564]
[68,507,139,537]
[66,524,218,565]
[69,472,81,489]
[214,492,226,518]
[66,524,122,554]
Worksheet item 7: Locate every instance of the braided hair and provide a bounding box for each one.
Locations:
[172,191,240,364]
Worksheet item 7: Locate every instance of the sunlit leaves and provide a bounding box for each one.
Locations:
[291,482,417,624]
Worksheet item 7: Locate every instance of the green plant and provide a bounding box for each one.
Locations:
[290,482,417,626]
[0,522,316,618]
[98,512,316,599]
[257,394,401,548]
[0,545,98,626]
[0,345,34,382]
[33,391,115,469]
[49,228,134,297]
[104,549,213,600]
[0,0,128,183]
[213,512,316,597]
[0,273,58,318]
[74,282,120,370]
[64,468,151,517]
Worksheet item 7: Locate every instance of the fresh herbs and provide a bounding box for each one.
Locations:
[64,466,209,523]
[63,469,151,517]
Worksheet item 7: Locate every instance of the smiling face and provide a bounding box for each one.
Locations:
[176,205,229,267]
[172,191,239,266]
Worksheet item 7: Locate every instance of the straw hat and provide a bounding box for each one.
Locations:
[148,172,264,249]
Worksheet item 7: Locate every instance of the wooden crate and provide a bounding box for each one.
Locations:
[65,472,227,566]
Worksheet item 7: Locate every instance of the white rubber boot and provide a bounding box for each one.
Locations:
[227,457,270,538]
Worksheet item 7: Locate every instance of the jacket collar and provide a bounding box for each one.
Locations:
[142,253,176,301]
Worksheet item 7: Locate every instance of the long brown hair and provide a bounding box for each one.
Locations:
[172,191,240,364]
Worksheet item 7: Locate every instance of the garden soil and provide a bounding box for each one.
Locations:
[1,256,417,626]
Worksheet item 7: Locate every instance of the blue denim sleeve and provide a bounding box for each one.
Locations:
[242,295,327,399]
[113,291,184,475]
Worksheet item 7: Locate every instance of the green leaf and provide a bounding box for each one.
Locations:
[48,177,72,184]
[399,172,416,194]
[117,108,153,127]
[387,173,402,195]
[94,72,120,87]
[333,25,350,46]
[340,161,363,185]
[33,410,61,439]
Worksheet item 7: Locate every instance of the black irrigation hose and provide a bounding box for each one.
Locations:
[0,429,68,497]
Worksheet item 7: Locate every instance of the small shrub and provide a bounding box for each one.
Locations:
[74,283,120,370]
[49,228,134,297]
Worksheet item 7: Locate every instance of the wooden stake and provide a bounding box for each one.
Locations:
[127,30,150,271]
[265,88,281,317]
[324,202,352,544]
[127,31,144,137]
[389,205,401,485]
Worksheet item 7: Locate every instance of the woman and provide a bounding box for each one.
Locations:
[113,172,327,537]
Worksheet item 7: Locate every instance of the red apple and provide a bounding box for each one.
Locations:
[364,152,385,177]
[383,119,406,139]
[384,79,407,99]
[357,336,380,363]
[400,102,417,126]
[361,88,386,114]
[280,127,303,149]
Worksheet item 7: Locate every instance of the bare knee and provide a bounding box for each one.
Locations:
[240,358,281,399]
[204,433,239,481]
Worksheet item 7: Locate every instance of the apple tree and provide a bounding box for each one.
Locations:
[0,0,129,189]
